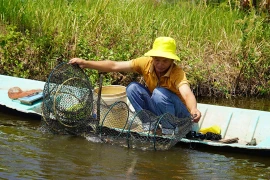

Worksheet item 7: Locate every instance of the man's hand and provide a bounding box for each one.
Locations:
[68,58,87,69]
[190,108,201,123]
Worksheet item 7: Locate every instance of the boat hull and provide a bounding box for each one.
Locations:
[1,74,270,154]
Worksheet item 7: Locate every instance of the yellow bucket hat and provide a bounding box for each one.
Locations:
[144,37,180,61]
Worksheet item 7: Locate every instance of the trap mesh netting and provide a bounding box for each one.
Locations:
[40,63,96,135]
[40,63,193,150]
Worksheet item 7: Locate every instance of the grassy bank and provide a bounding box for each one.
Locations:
[0,0,269,97]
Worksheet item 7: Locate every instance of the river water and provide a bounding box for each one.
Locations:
[1,97,270,179]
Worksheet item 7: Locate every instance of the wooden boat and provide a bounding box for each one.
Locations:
[1,74,270,155]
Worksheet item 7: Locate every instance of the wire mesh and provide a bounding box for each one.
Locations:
[97,108,193,151]
[90,97,193,150]
[41,63,96,135]
[40,63,193,150]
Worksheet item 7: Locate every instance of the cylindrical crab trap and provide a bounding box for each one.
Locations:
[97,104,193,150]
[40,63,97,135]
[40,63,193,151]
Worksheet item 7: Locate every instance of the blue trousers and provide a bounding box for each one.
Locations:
[126,82,191,131]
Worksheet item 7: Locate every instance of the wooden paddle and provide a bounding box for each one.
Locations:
[8,87,42,99]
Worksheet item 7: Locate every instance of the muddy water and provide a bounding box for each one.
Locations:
[1,97,270,179]
[198,97,270,112]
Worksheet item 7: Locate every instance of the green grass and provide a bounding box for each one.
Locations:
[0,0,269,97]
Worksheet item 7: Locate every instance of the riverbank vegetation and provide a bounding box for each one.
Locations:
[0,0,269,97]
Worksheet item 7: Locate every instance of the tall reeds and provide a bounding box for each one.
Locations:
[0,0,269,96]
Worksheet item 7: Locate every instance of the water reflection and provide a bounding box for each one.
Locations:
[0,108,270,179]
[198,97,270,111]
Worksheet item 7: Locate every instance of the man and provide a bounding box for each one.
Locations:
[69,37,201,126]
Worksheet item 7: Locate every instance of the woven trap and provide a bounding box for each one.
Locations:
[40,63,193,150]
[97,107,193,150]
[40,63,96,135]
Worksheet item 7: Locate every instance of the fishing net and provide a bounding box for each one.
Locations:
[97,107,193,150]
[40,63,96,135]
[40,63,193,150]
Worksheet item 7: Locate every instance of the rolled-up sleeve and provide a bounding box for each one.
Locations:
[174,69,190,90]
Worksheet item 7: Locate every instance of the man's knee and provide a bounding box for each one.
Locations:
[127,82,139,93]
[152,88,170,101]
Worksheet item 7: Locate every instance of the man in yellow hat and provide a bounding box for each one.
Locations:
[69,37,201,131]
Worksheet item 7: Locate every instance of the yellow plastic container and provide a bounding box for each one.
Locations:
[95,85,128,129]
[100,106,128,129]
[94,85,127,105]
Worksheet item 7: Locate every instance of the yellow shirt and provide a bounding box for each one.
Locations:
[131,57,189,105]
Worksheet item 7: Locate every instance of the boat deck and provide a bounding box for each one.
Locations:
[1,74,270,153]
[190,103,270,147]
[0,75,45,115]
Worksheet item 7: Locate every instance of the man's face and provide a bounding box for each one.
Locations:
[153,57,173,74]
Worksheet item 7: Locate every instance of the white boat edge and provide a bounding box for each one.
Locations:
[1,74,270,154]
[0,75,45,115]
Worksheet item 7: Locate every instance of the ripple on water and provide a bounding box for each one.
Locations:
[1,112,270,179]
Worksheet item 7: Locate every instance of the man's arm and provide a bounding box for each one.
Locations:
[179,84,201,123]
[68,58,134,72]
